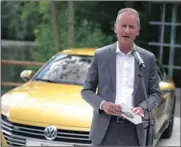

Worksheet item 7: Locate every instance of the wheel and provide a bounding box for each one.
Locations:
[161,94,176,139]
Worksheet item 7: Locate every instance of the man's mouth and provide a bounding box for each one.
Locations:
[122,36,131,38]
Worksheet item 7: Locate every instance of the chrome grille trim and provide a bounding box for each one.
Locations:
[2,129,26,140]
[56,135,90,141]
[2,119,44,133]
[2,119,89,138]
[3,129,26,146]
[1,119,13,127]
[57,132,89,137]
[2,129,13,136]
[1,114,91,146]
[7,128,44,136]
[4,135,26,143]
[1,124,13,131]
[6,140,25,146]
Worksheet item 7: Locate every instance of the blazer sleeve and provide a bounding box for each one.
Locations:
[139,54,161,111]
[81,50,104,114]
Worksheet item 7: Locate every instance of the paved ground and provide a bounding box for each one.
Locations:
[157,117,180,146]
[175,88,180,117]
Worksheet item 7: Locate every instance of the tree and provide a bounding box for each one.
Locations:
[31,1,114,61]
[1,1,37,40]
[50,1,61,51]
[68,1,75,48]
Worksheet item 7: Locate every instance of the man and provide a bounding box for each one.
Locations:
[81,8,161,146]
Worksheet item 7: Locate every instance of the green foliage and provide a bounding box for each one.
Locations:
[75,19,113,48]
[1,1,37,40]
[30,1,114,62]
[33,22,55,62]
[1,1,181,91]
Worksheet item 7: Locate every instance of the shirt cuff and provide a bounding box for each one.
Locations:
[100,100,105,110]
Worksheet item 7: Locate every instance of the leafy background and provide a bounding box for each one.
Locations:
[1,1,181,94]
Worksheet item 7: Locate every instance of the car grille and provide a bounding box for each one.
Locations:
[1,114,91,146]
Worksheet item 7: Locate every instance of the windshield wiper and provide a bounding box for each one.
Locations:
[56,80,82,85]
[35,78,82,85]
[35,78,57,83]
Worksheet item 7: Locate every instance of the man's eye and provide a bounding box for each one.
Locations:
[129,26,134,28]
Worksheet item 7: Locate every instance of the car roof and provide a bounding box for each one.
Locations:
[60,48,96,56]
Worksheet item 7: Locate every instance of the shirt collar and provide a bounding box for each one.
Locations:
[116,41,135,55]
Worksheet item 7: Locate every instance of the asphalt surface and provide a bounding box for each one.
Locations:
[174,88,180,117]
[157,117,180,146]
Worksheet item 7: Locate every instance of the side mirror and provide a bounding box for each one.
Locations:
[20,70,35,81]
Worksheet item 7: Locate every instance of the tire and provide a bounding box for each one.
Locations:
[161,94,176,139]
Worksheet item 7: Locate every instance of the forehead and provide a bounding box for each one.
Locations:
[118,11,139,25]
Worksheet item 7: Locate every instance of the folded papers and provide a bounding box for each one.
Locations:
[120,103,143,124]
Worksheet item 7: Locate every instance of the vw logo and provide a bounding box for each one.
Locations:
[123,112,134,118]
[44,125,57,140]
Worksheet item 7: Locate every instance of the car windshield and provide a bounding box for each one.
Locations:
[33,54,92,85]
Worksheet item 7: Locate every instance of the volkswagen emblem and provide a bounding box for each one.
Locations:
[44,125,57,140]
[123,111,134,118]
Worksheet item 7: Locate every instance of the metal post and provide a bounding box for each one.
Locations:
[159,3,166,64]
[169,4,177,77]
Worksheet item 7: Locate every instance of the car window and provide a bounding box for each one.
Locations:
[34,54,92,85]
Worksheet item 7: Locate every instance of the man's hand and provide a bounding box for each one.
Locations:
[132,107,144,117]
[102,102,122,116]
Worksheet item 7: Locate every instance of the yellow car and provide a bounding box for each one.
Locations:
[1,48,176,146]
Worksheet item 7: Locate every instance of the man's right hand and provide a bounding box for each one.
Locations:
[102,102,122,116]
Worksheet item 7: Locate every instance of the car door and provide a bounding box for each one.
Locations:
[153,62,172,136]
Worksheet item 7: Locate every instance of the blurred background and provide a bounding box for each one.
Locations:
[1,1,181,95]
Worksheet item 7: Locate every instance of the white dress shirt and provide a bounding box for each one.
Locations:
[115,42,135,108]
[100,42,135,109]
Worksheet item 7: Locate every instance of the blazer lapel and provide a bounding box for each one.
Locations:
[108,43,117,90]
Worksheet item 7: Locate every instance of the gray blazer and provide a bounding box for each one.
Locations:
[81,42,161,146]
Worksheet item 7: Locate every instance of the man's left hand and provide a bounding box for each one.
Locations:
[132,107,144,117]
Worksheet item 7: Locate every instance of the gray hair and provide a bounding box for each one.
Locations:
[115,8,140,26]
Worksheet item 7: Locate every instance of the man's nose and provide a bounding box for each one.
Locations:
[124,26,130,33]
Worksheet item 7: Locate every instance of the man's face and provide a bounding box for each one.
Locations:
[114,12,140,46]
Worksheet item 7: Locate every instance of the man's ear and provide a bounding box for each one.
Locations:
[137,27,140,36]
[114,24,117,34]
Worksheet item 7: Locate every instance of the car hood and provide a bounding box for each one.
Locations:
[1,81,93,131]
